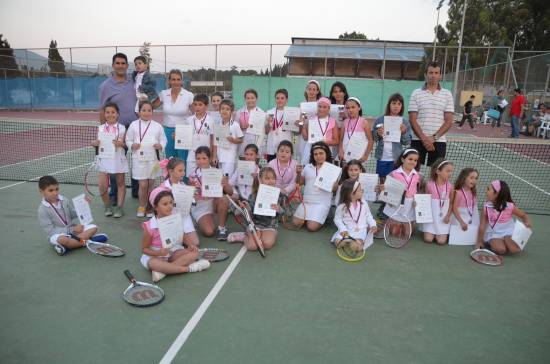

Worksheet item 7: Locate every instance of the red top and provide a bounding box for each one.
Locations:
[510,95,525,117]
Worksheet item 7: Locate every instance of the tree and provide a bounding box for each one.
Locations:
[0,34,20,77]
[338,31,368,40]
[48,40,66,74]
[140,41,152,64]
[438,0,550,64]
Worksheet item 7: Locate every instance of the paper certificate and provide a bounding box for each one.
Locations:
[201,168,223,198]
[300,102,318,117]
[449,224,478,246]
[363,231,374,250]
[157,214,183,249]
[308,119,326,143]
[414,194,433,223]
[247,110,266,136]
[175,124,193,150]
[330,104,346,122]
[383,116,402,143]
[98,132,115,159]
[253,184,281,217]
[379,175,406,206]
[345,135,367,161]
[72,194,93,225]
[171,184,195,216]
[314,162,342,192]
[237,160,256,186]
[359,173,378,202]
[137,143,156,161]
[282,107,301,132]
[213,123,230,149]
[511,220,532,250]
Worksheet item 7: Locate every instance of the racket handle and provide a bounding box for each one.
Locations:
[124,269,136,283]
[156,150,160,160]
[94,146,99,155]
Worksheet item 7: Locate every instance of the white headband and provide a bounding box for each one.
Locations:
[403,148,418,155]
[347,97,361,106]
[437,160,450,169]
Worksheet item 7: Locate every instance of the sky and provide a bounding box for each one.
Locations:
[1,0,449,72]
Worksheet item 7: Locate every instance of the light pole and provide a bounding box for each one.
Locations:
[453,0,468,105]
[432,0,444,61]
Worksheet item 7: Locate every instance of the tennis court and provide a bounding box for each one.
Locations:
[1,116,550,363]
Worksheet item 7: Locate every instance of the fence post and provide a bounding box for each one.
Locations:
[523,57,531,92]
[214,44,218,92]
[381,42,386,80]
[442,47,448,80]
[25,50,33,110]
[482,46,490,85]
[70,47,76,108]
[493,64,498,89]
[268,44,273,109]
[164,45,167,74]
[543,64,550,103]
[3,69,8,108]
[323,45,328,92]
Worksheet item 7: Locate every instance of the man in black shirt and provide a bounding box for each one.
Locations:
[458,95,476,130]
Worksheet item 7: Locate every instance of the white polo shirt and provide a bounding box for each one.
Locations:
[408,84,454,142]
[159,88,194,128]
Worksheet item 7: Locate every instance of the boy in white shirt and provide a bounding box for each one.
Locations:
[186,94,215,176]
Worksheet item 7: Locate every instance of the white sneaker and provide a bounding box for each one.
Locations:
[53,243,66,256]
[152,271,166,283]
[146,212,154,218]
[227,232,246,243]
[188,259,210,273]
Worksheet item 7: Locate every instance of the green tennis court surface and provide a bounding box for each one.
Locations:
[1,182,549,364]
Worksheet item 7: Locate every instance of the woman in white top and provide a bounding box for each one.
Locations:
[158,69,194,161]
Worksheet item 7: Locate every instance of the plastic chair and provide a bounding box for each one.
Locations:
[536,121,550,138]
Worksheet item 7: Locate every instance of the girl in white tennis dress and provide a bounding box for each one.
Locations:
[125,101,167,218]
[91,102,128,217]
[159,157,200,248]
[451,168,480,234]
[293,141,337,231]
[421,158,455,245]
[331,179,378,251]
[476,180,531,255]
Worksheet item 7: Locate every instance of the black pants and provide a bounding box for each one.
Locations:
[410,140,447,166]
[109,175,138,203]
[459,114,474,129]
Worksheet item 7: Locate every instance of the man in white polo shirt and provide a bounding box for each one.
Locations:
[408,61,454,166]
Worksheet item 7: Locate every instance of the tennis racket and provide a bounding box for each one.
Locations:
[198,248,230,262]
[470,249,503,266]
[336,237,366,262]
[123,270,165,307]
[383,193,412,248]
[70,233,125,257]
[228,193,248,229]
[225,195,266,258]
[281,185,306,230]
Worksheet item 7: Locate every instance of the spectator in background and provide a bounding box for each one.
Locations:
[98,53,138,199]
[458,95,476,130]
[157,69,194,162]
[491,89,506,128]
[209,92,224,124]
[510,88,526,138]
[526,103,548,136]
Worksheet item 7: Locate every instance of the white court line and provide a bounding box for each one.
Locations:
[455,143,550,196]
[0,162,92,191]
[0,146,90,170]
[159,245,248,364]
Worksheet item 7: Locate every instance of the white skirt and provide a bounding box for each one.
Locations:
[293,202,330,224]
[182,214,195,234]
[191,199,214,222]
[484,219,515,242]
[422,199,451,235]
[383,197,415,222]
[451,206,480,227]
[132,159,160,180]
[98,152,129,174]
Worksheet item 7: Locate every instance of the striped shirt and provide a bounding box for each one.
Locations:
[408,84,454,142]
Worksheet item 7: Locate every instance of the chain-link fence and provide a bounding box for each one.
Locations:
[1,43,549,113]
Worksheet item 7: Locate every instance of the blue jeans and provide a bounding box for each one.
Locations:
[163,126,188,162]
[511,115,520,138]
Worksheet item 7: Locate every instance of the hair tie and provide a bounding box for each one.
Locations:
[403,148,418,156]
[158,158,171,178]
[491,180,501,193]
[347,97,361,106]
[437,160,449,169]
